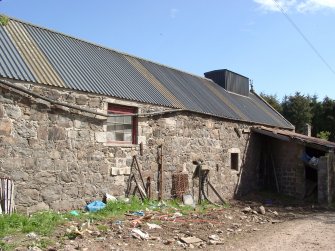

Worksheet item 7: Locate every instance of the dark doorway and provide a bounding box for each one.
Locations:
[303,146,325,201]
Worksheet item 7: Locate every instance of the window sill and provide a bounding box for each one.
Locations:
[104,142,138,148]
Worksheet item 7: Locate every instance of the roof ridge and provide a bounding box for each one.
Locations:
[2,14,212,82]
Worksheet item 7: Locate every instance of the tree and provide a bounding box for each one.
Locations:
[282,92,312,134]
[320,97,335,141]
[310,95,323,137]
[317,131,331,140]
[260,93,283,114]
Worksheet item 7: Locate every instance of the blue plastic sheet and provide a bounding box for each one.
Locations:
[85,201,106,212]
[131,211,145,216]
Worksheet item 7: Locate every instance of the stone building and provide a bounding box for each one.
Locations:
[0,17,334,212]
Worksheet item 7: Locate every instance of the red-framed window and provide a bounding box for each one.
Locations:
[107,104,137,144]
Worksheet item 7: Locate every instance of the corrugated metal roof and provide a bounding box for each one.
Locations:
[5,20,65,87]
[0,23,36,82]
[0,16,294,129]
[252,126,335,150]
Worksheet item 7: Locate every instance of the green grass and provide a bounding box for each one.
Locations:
[0,241,15,251]
[0,211,64,238]
[0,197,221,250]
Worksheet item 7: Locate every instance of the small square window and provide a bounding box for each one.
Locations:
[107,104,137,144]
[231,153,239,171]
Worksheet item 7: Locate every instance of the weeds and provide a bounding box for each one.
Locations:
[0,197,219,250]
[0,241,15,251]
[0,15,9,26]
[0,211,64,238]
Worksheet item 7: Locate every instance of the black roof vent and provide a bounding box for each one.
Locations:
[204,69,249,96]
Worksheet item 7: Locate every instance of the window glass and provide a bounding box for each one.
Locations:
[107,105,137,144]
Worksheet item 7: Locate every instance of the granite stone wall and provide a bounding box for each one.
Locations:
[0,80,261,213]
[264,138,305,198]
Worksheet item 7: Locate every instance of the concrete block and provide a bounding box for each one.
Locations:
[137,136,146,144]
[111,167,119,176]
[124,166,131,175]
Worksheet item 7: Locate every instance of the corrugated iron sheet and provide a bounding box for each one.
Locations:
[249,92,293,128]
[5,20,65,87]
[0,23,35,82]
[253,126,335,149]
[124,55,186,109]
[0,17,294,129]
[24,22,173,106]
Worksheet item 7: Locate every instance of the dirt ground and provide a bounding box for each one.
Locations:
[225,211,335,251]
[6,194,335,251]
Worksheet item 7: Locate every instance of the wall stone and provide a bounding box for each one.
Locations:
[265,138,305,198]
[0,81,262,212]
[0,118,12,136]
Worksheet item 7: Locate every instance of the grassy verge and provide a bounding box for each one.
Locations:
[0,212,64,238]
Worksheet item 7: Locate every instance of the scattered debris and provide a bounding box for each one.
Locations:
[242,206,252,213]
[28,247,42,251]
[173,212,183,218]
[70,210,80,216]
[208,234,220,241]
[131,228,149,240]
[259,206,266,215]
[6,196,313,250]
[183,194,195,207]
[164,239,174,245]
[85,201,106,212]
[146,223,162,229]
[130,211,145,217]
[271,219,283,224]
[104,193,117,202]
[26,232,38,240]
[180,236,203,244]
[272,211,279,216]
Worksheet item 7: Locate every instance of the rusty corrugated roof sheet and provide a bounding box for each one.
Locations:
[0,16,294,129]
[252,126,335,150]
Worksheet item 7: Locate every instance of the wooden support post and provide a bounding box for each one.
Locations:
[198,164,202,204]
[134,156,146,189]
[146,177,151,200]
[158,145,163,201]
[271,154,280,193]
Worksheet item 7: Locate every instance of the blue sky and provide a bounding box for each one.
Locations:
[1,0,334,101]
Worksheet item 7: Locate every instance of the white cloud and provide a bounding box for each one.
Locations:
[254,0,335,12]
[297,0,335,12]
[254,0,297,12]
[170,8,179,19]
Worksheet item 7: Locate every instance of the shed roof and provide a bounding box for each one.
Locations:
[252,126,335,151]
[0,16,293,129]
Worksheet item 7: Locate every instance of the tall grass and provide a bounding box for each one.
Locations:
[0,211,64,238]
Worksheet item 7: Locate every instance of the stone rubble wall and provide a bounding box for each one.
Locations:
[268,138,305,198]
[0,80,260,213]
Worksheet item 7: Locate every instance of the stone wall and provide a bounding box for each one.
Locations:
[319,152,335,204]
[0,80,261,213]
[265,138,305,198]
